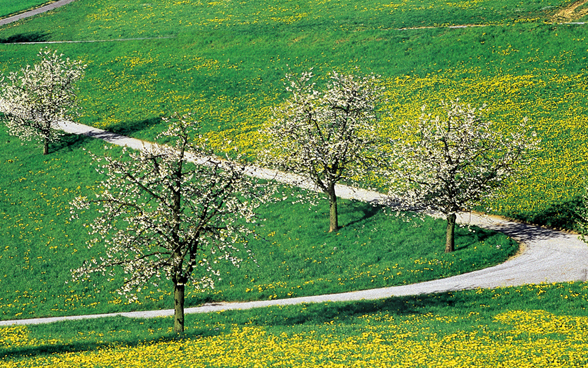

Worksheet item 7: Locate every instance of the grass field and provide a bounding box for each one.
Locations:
[0,0,586,230]
[1,282,588,367]
[0,0,53,19]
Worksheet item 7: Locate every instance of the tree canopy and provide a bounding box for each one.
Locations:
[386,100,539,252]
[0,48,85,154]
[260,70,387,232]
[71,115,271,333]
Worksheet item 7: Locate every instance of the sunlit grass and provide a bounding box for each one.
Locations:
[0,0,585,228]
[2,282,588,367]
[0,2,585,364]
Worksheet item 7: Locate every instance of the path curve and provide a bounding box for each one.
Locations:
[0,0,77,26]
[2,121,587,326]
[553,0,588,22]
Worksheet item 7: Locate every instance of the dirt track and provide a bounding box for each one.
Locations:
[552,0,588,22]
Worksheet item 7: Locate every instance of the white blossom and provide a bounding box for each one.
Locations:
[0,48,86,155]
[260,69,388,232]
[70,114,272,333]
[386,99,539,252]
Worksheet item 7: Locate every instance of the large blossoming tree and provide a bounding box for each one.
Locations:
[0,48,86,155]
[387,100,539,253]
[260,70,386,232]
[71,115,271,334]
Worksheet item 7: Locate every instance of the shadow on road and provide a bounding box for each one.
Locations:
[490,220,575,244]
[80,129,136,143]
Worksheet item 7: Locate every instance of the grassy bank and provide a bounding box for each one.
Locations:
[1,282,587,367]
[0,2,585,365]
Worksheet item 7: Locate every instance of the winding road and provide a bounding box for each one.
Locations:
[2,121,587,327]
[1,0,588,327]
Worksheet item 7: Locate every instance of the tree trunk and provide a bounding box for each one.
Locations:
[43,137,49,155]
[172,166,184,334]
[327,182,339,233]
[173,282,185,334]
[445,213,456,253]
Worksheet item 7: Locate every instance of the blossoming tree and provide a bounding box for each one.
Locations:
[261,70,386,232]
[387,100,539,253]
[0,48,86,155]
[71,115,270,334]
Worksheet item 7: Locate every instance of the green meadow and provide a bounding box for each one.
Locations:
[1,0,588,366]
[0,0,585,228]
[2,282,588,367]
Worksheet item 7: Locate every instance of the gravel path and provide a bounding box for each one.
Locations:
[1,121,587,326]
[0,0,77,26]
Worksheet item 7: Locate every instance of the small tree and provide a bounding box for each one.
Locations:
[260,70,386,232]
[0,48,86,155]
[387,100,539,253]
[71,115,269,334]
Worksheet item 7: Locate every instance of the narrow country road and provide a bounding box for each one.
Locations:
[0,0,77,26]
[2,121,587,327]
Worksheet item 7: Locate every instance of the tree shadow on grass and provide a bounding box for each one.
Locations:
[526,196,583,232]
[454,227,497,252]
[341,201,382,228]
[52,133,95,153]
[0,293,456,360]
[231,292,460,328]
[0,316,223,361]
[0,290,486,360]
[0,330,219,361]
[0,32,49,43]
